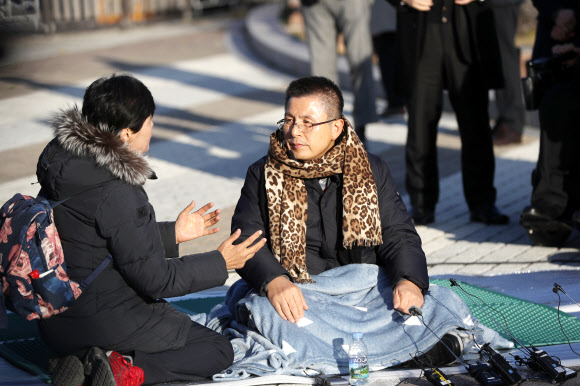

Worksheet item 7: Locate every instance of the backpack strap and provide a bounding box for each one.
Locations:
[37,179,117,292]
[79,254,113,291]
[38,178,117,209]
[0,291,7,329]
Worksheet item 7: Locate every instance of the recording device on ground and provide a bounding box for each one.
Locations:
[315,374,349,386]
[467,362,507,386]
[479,343,521,385]
[521,50,577,110]
[424,367,455,386]
[408,306,505,385]
[407,346,455,386]
[449,278,578,382]
[527,346,574,382]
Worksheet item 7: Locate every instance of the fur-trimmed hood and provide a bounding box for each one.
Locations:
[50,106,154,186]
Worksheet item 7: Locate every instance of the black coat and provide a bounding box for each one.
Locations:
[36,108,228,355]
[386,0,504,98]
[231,153,429,296]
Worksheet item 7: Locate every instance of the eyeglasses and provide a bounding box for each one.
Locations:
[277,117,340,133]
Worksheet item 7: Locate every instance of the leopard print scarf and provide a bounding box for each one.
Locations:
[265,118,382,283]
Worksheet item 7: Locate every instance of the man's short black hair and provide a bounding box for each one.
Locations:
[82,74,155,134]
[284,76,344,119]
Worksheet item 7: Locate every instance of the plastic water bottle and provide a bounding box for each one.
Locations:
[348,332,369,385]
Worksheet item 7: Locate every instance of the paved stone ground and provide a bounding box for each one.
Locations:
[0,3,579,385]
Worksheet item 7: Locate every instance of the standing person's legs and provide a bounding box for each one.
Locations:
[521,81,580,245]
[302,0,339,84]
[405,23,444,223]
[133,321,234,385]
[373,32,406,115]
[336,0,376,133]
[492,4,525,145]
[531,82,580,219]
[441,25,501,219]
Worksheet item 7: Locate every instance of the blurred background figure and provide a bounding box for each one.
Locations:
[520,0,580,247]
[490,0,526,146]
[300,0,377,143]
[370,0,406,119]
[386,0,508,226]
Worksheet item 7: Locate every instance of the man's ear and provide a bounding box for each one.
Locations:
[119,128,133,144]
[331,118,344,141]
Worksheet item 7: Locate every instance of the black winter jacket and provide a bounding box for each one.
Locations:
[36,108,228,355]
[231,153,429,296]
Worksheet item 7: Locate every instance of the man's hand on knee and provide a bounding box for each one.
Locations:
[393,280,424,315]
[266,276,309,323]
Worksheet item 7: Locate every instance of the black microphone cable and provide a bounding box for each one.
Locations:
[449,278,532,358]
[552,283,580,358]
[449,278,576,382]
[408,305,505,385]
[409,306,466,368]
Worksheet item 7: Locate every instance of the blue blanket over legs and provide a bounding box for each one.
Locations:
[190,264,510,380]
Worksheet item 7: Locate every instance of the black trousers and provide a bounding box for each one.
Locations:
[531,79,580,219]
[492,3,525,134]
[372,31,405,108]
[133,321,234,385]
[406,21,496,211]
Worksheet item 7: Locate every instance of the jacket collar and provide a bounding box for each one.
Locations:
[51,106,154,186]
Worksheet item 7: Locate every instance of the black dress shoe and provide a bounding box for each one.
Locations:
[520,206,573,247]
[470,205,509,225]
[397,332,464,368]
[411,207,435,226]
[415,332,464,367]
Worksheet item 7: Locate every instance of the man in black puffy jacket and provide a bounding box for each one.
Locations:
[37,74,266,385]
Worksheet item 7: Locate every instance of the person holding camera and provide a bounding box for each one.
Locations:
[520,0,580,247]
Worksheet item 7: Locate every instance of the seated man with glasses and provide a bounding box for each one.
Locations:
[230,76,462,366]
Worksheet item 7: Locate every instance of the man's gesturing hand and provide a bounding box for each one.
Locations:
[217,229,267,270]
[393,280,424,315]
[267,276,309,323]
[175,201,220,244]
